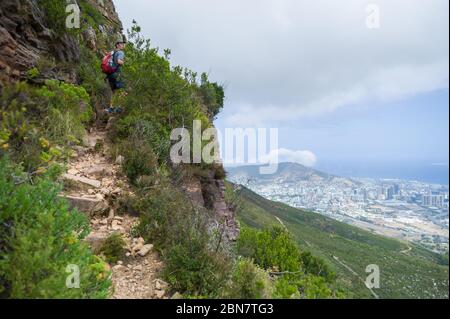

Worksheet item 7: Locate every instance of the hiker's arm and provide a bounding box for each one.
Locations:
[115,51,125,65]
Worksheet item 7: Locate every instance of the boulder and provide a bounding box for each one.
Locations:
[86,164,112,177]
[85,232,108,252]
[155,279,168,290]
[111,220,124,231]
[115,155,125,165]
[63,174,101,188]
[155,290,165,299]
[138,244,153,257]
[67,168,78,175]
[62,195,109,215]
[171,292,183,299]
[183,176,205,207]
[82,26,97,50]
[73,146,89,157]
[132,242,143,255]
[113,264,125,271]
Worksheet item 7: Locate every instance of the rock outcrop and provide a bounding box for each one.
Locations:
[182,170,239,242]
[0,0,122,86]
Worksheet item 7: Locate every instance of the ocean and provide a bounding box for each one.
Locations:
[316,162,449,186]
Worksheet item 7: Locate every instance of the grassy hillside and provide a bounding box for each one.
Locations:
[226,183,449,299]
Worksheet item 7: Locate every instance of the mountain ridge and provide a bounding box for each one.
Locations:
[226,162,339,182]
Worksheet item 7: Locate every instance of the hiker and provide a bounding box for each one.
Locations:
[101,39,127,114]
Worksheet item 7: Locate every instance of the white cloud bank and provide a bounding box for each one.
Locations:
[260,148,317,167]
[115,0,449,127]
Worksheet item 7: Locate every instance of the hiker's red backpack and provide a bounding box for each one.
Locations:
[101,51,118,74]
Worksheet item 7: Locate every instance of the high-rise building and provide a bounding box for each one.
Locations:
[393,184,400,196]
[422,194,445,207]
[386,186,394,200]
[423,195,431,206]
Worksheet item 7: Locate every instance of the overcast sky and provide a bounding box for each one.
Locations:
[114,0,449,176]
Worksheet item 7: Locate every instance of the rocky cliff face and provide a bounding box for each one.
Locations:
[182,169,239,242]
[0,0,238,242]
[0,0,122,86]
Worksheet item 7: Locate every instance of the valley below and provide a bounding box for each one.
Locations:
[226,180,449,299]
[228,163,449,254]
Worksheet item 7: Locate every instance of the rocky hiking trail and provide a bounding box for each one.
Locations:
[60,126,170,299]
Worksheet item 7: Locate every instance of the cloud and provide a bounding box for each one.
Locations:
[223,59,449,126]
[431,162,449,167]
[115,0,449,127]
[260,148,317,167]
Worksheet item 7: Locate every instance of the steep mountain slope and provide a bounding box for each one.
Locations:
[226,183,449,299]
[0,0,238,299]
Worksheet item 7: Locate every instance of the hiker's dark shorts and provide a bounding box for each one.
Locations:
[106,73,125,92]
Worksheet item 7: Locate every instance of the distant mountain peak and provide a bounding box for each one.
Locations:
[226,162,335,182]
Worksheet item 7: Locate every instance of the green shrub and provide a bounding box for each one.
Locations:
[199,73,225,118]
[119,136,158,185]
[113,114,171,164]
[237,226,340,299]
[26,67,40,80]
[134,186,203,248]
[133,186,231,297]
[0,81,93,172]
[78,0,106,28]
[0,158,111,298]
[114,113,174,185]
[213,164,227,180]
[237,227,301,272]
[44,107,86,145]
[300,251,335,282]
[294,274,335,299]
[223,258,273,299]
[99,233,126,264]
[164,241,231,297]
[40,0,69,34]
[272,274,338,299]
[41,0,103,35]
[77,47,110,113]
[272,277,301,299]
[37,80,92,123]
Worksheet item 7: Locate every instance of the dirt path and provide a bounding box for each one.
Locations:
[400,245,412,255]
[275,216,287,230]
[62,127,169,299]
[332,255,380,299]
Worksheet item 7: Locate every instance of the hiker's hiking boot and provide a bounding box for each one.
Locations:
[105,107,123,114]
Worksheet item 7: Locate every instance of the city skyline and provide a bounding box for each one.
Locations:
[228,163,449,254]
